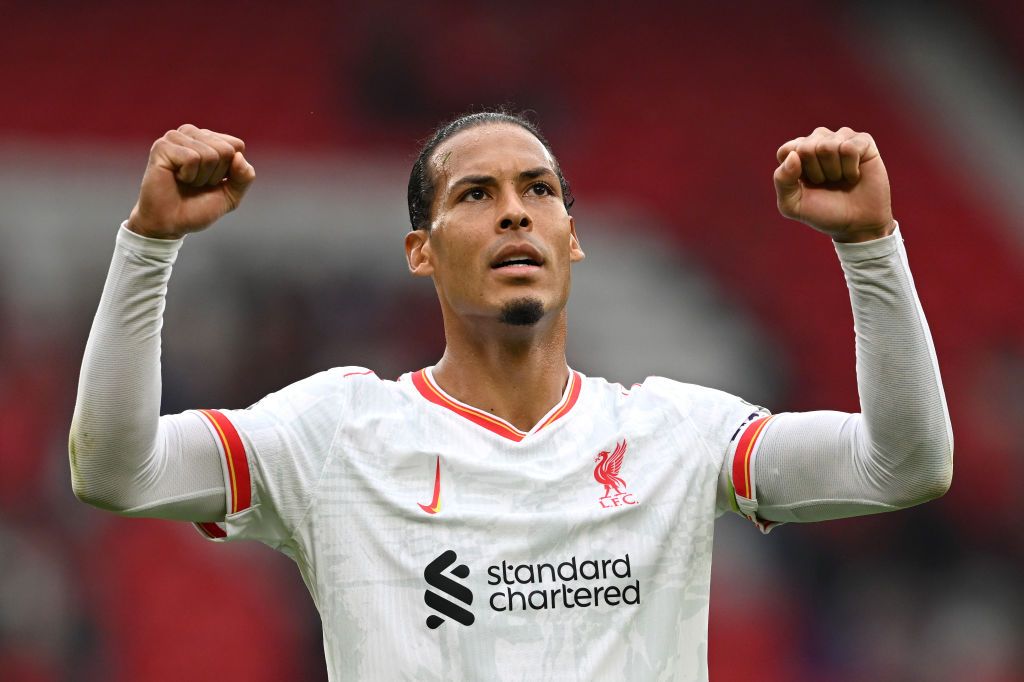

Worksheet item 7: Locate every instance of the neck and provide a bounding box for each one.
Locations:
[432,309,570,432]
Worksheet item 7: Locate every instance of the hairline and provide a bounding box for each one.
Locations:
[411,114,571,232]
[425,122,562,220]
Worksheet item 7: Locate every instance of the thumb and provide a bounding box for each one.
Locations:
[223,151,255,210]
[773,150,801,215]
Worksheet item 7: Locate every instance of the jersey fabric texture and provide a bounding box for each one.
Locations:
[68,222,953,680]
[192,366,768,681]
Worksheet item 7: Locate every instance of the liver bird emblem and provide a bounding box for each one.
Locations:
[593,440,628,498]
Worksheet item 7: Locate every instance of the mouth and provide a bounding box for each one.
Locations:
[492,257,541,269]
[490,243,545,272]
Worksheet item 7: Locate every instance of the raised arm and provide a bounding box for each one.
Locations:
[724,128,952,529]
[69,126,256,521]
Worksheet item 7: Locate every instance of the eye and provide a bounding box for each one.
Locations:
[462,188,487,202]
[528,182,554,197]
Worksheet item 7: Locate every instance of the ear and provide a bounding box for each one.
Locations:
[568,216,585,263]
[405,229,434,276]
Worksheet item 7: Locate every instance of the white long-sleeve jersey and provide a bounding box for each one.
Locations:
[69,223,952,680]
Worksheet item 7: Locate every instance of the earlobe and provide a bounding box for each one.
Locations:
[568,217,585,262]
[405,230,434,276]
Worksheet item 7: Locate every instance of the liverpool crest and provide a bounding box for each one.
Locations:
[593,440,638,508]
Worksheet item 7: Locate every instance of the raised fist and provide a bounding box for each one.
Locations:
[774,127,895,243]
[126,124,256,240]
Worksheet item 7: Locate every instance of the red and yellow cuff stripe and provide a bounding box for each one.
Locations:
[732,414,778,530]
[411,369,582,442]
[732,415,773,501]
[193,409,252,540]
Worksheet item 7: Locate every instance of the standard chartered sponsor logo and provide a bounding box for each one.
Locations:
[487,553,639,612]
[423,550,475,629]
[423,551,639,629]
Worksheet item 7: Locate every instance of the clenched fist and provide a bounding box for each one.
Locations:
[774,127,896,243]
[126,124,256,240]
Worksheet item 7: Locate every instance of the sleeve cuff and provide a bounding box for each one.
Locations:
[833,222,901,264]
[189,408,255,544]
[730,412,784,535]
[115,221,185,259]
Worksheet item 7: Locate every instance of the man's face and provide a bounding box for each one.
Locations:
[405,123,584,329]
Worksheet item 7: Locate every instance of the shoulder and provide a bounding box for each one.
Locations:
[583,373,746,410]
[246,366,403,417]
[580,373,764,434]
[639,376,753,411]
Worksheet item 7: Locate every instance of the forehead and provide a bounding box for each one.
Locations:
[431,123,556,184]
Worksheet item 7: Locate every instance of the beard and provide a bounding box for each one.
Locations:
[499,297,545,326]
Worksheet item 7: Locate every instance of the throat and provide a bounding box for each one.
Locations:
[431,356,571,433]
[433,304,572,431]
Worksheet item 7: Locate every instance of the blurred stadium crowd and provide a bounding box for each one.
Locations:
[1,1,1021,680]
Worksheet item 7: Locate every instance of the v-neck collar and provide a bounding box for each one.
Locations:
[410,367,583,442]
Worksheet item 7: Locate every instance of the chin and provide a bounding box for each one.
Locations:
[499,297,545,326]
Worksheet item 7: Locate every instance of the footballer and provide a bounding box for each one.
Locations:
[69,112,952,680]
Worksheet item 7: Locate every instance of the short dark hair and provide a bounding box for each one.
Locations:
[407,110,574,231]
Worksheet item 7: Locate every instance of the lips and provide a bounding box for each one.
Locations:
[490,243,545,269]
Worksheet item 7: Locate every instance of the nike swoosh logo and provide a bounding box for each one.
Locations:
[418,456,442,514]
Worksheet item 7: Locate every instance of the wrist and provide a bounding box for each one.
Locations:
[832,219,897,244]
[126,207,184,241]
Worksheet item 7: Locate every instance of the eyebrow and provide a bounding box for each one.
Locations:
[449,167,558,193]
[518,167,557,181]
[449,174,497,192]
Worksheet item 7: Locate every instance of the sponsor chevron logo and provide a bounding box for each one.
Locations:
[423,550,475,629]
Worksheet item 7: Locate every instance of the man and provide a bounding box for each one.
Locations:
[70,112,952,680]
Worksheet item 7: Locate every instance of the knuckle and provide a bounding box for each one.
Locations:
[198,134,232,157]
[778,139,799,156]
[196,143,218,162]
[154,131,178,150]
[177,123,198,133]
[214,140,236,158]
[815,140,837,157]
[199,130,225,148]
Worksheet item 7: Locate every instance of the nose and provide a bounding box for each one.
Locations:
[498,194,532,231]
[500,214,531,230]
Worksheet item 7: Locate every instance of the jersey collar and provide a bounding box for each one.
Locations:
[411,367,583,442]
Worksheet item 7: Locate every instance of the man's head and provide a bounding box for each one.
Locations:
[407,111,574,232]
[404,111,584,333]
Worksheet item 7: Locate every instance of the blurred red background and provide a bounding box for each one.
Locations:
[1,1,1021,680]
